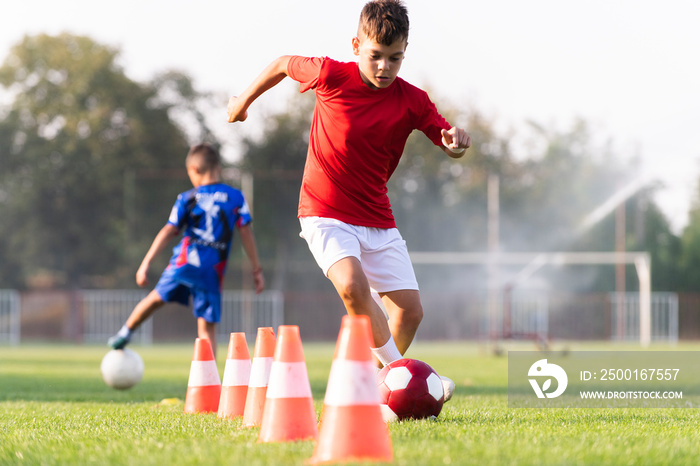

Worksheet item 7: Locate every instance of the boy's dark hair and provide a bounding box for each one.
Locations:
[358,0,409,46]
[187,143,221,173]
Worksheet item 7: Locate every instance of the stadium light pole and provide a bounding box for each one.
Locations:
[223,168,255,293]
[487,173,500,341]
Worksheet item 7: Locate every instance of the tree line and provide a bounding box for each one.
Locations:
[0,34,697,294]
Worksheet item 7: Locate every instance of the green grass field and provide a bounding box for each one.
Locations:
[2,341,700,465]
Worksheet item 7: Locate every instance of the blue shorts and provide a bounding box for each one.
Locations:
[154,270,221,324]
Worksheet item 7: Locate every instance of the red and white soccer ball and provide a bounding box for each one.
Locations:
[377,358,444,422]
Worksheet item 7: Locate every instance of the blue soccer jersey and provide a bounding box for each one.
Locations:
[162,183,251,293]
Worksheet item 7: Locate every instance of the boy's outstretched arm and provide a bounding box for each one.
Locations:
[238,224,265,294]
[441,127,472,159]
[227,56,292,123]
[136,224,180,287]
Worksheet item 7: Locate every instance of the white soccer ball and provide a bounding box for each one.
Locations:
[101,348,144,390]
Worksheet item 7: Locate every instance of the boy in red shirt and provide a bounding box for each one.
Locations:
[227,0,470,400]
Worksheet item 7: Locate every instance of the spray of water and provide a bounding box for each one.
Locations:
[578,174,651,235]
[509,173,652,288]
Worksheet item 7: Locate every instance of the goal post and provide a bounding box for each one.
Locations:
[410,251,652,346]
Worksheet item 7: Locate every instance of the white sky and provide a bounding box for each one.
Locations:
[2,0,699,233]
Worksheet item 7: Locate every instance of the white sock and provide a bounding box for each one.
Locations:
[117,324,132,338]
[371,335,403,366]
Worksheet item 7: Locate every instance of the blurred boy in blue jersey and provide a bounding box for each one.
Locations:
[108,143,264,357]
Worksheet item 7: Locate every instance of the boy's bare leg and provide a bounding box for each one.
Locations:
[327,257,393,348]
[109,290,165,349]
[379,289,424,355]
[126,290,165,330]
[197,317,217,359]
[381,289,454,401]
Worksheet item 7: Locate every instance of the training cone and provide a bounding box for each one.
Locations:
[184,338,222,414]
[309,315,393,464]
[242,327,276,427]
[217,332,251,419]
[258,325,318,442]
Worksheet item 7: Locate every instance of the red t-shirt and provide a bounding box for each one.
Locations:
[287,56,452,228]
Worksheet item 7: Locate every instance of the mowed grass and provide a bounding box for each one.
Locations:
[2,341,700,465]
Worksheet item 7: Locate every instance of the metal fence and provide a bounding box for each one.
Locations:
[466,292,550,342]
[504,293,550,342]
[81,289,284,345]
[82,290,152,344]
[413,290,680,344]
[0,289,21,345]
[0,288,686,343]
[218,290,284,343]
[491,291,678,343]
[610,292,678,343]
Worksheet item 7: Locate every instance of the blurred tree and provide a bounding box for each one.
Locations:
[505,122,684,293]
[0,35,683,296]
[390,103,514,253]
[628,191,682,291]
[235,93,316,291]
[505,120,628,251]
[678,187,700,291]
[0,33,214,288]
[392,108,683,292]
[234,91,683,295]
[566,187,681,293]
[150,70,223,146]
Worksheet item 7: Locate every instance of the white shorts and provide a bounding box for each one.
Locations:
[299,216,419,293]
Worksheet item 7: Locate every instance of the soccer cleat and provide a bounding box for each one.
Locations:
[108,332,131,350]
[440,375,455,402]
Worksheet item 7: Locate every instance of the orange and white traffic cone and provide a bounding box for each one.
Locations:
[258,325,318,442]
[242,327,276,427]
[184,338,222,414]
[309,315,393,464]
[217,332,251,419]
